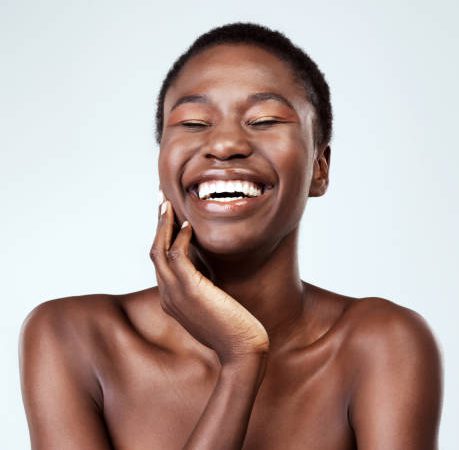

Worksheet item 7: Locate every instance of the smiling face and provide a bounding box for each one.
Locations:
[159,44,329,256]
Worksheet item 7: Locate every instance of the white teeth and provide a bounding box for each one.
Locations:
[215,180,225,193]
[208,182,217,196]
[197,179,262,200]
[198,183,207,199]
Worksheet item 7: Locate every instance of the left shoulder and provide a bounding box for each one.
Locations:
[344,297,444,449]
[345,296,442,359]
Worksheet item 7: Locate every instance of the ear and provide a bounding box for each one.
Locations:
[308,144,331,197]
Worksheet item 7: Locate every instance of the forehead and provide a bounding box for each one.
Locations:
[164,44,307,110]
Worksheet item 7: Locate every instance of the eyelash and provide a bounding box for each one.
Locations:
[250,119,281,127]
[180,118,282,130]
[181,121,209,128]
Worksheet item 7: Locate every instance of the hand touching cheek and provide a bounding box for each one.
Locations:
[150,196,270,365]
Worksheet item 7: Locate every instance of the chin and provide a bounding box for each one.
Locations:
[192,225,267,257]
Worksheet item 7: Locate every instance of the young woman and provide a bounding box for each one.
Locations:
[19,22,443,450]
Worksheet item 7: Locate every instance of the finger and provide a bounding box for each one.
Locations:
[156,199,173,250]
[166,221,203,285]
[150,199,176,285]
[162,200,176,250]
[169,220,192,258]
[154,271,174,315]
[158,188,164,209]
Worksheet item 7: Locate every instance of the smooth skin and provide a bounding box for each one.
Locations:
[19,44,443,449]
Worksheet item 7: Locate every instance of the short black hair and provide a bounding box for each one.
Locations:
[154,22,332,148]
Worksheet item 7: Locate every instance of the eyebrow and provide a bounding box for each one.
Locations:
[169,95,209,112]
[247,92,295,110]
[169,92,295,112]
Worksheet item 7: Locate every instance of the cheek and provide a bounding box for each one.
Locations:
[266,133,310,194]
[268,140,311,229]
[157,144,194,223]
[158,131,194,177]
[157,153,170,186]
[157,149,182,196]
[280,152,309,215]
[158,132,201,179]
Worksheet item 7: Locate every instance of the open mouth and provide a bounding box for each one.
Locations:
[188,179,270,202]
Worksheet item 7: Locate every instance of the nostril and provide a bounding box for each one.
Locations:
[205,153,250,160]
[203,136,253,160]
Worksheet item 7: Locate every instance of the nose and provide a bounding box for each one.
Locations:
[202,121,253,161]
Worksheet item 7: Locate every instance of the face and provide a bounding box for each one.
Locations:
[159,44,329,256]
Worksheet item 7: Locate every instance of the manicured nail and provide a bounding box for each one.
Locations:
[158,189,164,205]
[181,220,189,228]
[160,200,168,215]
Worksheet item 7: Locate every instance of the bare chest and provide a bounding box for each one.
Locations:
[99,346,356,450]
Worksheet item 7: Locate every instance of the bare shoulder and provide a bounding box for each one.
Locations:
[20,288,165,351]
[297,284,440,353]
[19,294,146,448]
[19,289,161,408]
[311,290,444,380]
[19,293,123,387]
[301,284,439,352]
[340,298,444,448]
[20,292,122,345]
[343,296,443,359]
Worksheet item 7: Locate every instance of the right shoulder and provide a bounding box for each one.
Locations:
[19,294,122,373]
[19,287,169,365]
[20,293,121,343]
[19,295,131,449]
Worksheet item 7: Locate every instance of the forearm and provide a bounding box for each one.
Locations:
[182,354,268,450]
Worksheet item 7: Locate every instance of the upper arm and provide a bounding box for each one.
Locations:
[348,299,443,450]
[19,300,114,450]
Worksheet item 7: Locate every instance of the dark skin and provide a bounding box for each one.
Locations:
[19,44,443,449]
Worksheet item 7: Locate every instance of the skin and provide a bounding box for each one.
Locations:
[19,44,443,449]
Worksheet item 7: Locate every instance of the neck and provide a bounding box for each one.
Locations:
[190,227,307,353]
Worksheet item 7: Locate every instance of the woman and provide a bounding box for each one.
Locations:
[19,22,443,449]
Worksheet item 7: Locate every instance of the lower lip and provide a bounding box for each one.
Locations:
[187,189,273,217]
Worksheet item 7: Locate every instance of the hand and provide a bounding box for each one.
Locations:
[150,195,270,365]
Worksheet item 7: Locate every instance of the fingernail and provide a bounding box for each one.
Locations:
[158,189,164,205]
[181,220,189,228]
[160,200,168,215]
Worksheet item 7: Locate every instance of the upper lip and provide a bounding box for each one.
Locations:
[184,168,275,193]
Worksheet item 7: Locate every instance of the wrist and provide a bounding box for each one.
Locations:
[220,352,268,387]
[218,341,270,366]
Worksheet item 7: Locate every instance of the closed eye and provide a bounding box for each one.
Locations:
[180,121,210,129]
[249,118,284,127]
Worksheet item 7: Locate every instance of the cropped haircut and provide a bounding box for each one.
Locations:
[154,22,332,148]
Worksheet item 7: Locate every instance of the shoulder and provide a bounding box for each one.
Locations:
[302,285,440,355]
[19,293,132,380]
[19,287,168,366]
[20,293,121,345]
[19,294,122,377]
[19,295,133,448]
[19,291,152,407]
[344,296,443,362]
[19,294,119,416]
[342,297,443,448]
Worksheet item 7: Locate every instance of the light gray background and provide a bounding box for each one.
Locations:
[1,0,458,448]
